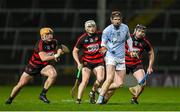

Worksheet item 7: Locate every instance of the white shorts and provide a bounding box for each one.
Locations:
[105,56,126,70]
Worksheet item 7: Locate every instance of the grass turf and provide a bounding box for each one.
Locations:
[0,86,180,111]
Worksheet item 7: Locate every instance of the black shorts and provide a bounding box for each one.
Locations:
[24,64,45,76]
[83,61,104,70]
[126,63,143,74]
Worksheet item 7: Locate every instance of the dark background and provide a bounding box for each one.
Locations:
[0,0,180,87]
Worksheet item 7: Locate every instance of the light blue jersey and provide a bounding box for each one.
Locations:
[101,23,134,59]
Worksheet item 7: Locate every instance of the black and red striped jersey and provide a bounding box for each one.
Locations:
[125,34,153,66]
[74,31,104,64]
[28,39,60,68]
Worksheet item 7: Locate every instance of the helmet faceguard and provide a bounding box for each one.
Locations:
[133,24,147,38]
[85,20,96,28]
[135,24,146,31]
[84,20,97,35]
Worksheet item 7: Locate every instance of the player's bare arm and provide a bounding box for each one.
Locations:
[72,47,82,69]
[147,48,154,74]
[39,49,63,62]
[99,46,107,54]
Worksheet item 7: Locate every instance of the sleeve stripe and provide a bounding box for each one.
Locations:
[38,40,43,51]
[144,37,153,49]
[74,33,86,48]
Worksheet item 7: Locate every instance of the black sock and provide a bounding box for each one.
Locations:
[133,96,137,100]
[91,90,95,94]
[9,96,14,101]
[77,99,81,101]
[7,96,14,102]
[40,88,48,96]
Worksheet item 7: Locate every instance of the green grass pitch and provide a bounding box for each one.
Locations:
[0,86,180,111]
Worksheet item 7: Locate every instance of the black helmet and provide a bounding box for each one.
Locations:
[135,24,147,31]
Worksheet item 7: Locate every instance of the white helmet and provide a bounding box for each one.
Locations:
[84,20,96,30]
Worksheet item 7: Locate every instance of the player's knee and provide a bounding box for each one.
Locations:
[48,72,57,80]
[97,77,104,84]
[17,81,26,88]
[52,73,57,79]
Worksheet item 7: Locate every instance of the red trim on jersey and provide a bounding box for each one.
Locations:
[84,50,96,54]
[84,53,103,59]
[43,61,48,65]
[33,53,40,58]
[38,40,43,51]
[125,60,142,65]
[29,61,37,67]
[125,34,152,66]
[74,33,87,48]
[82,57,104,64]
[83,41,101,48]
[143,37,153,50]
[75,32,104,64]
[125,55,142,62]
[33,60,43,64]
[28,39,58,67]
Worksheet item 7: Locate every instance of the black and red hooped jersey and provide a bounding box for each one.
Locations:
[28,39,59,68]
[74,31,104,64]
[125,34,153,66]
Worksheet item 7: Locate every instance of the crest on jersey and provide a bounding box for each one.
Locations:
[134,41,138,46]
[51,44,54,49]
[46,46,50,50]
[90,38,94,43]
[87,44,99,52]
[28,68,32,72]
[84,39,88,43]
[95,37,98,41]
[139,43,143,47]
[117,32,120,36]
[112,37,117,44]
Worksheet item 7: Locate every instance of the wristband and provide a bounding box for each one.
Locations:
[54,54,60,58]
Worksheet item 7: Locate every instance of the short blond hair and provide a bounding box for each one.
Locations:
[40,27,53,37]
